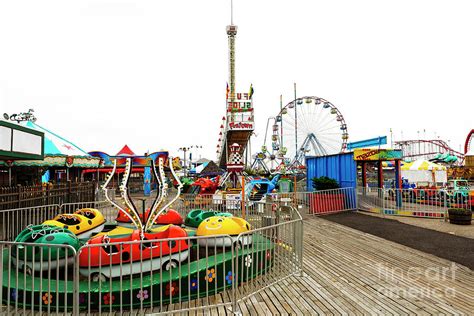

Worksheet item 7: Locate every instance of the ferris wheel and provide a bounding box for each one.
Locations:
[270,96,348,169]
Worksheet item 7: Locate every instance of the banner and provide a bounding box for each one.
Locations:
[353,149,402,161]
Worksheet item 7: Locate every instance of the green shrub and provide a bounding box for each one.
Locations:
[311,176,340,191]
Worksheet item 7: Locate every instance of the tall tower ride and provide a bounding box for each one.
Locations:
[216,1,255,189]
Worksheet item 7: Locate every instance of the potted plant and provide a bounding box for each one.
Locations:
[309,176,344,214]
[311,176,340,191]
[447,208,472,225]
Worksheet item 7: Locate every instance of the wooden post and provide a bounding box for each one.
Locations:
[46,183,50,205]
[394,159,402,208]
[92,180,97,201]
[17,185,21,209]
[377,160,384,188]
[67,180,72,203]
[241,176,245,219]
[293,175,297,208]
[361,162,367,188]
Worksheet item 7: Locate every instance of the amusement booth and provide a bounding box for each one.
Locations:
[0,120,44,186]
[1,120,100,186]
[306,148,404,213]
[354,148,404,189]
[400,159,447,185]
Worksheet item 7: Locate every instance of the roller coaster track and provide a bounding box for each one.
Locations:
[465,129,474,154]
[394,139,465,162]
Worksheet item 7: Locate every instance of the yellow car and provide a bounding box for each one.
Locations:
[43,208,106,239]
[196,216,252,248]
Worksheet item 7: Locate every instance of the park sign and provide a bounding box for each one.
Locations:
[353,149,402,161]
[227,92,253,112]
[347,136,387,150]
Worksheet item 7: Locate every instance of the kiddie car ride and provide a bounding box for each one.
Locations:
[116,208,184,226]
[12,225,82,273]
[196,216,252,247]
[78,225,189,280]
[42,208,106,239]
[184,209,232,228]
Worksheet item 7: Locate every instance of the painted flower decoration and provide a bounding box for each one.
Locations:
[225,271,233,285]
[165,282,178,297]
[205,269,216,283]
[79,293,86,304]
[190,278,198,291]
[11,289,18,301]
[103,293,115,305]
[244,255,253,268]
[137,289,149,301]
[42,293,53,305]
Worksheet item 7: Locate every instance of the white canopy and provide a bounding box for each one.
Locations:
[401,159,446,171]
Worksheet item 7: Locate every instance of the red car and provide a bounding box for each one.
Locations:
[188,176,220,195]
[116,208,184,225]
[78,225,189,281]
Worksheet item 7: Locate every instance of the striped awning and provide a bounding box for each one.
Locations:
[401,159,446,171]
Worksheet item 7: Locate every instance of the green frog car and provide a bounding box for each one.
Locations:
[439,179,473,203]
[184,209,232,228]
[12,225,82,273]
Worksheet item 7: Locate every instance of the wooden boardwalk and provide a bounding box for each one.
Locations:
[202,216,473,315]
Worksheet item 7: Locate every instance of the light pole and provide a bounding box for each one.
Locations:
[190,145,203,162]
[178,147,190,177]
[179,145,203,177]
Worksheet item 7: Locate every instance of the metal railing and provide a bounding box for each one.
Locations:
[0,201,303,315]
[357,187,473,218]
[269,188,358,215]
[0,241,77,315]
[0,204,61,241]
[178,188,358,218]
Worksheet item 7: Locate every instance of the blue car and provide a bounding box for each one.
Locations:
[245,175,280,201]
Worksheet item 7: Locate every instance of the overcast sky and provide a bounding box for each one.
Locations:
[1,0,473,160]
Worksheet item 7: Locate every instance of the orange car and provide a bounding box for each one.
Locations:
[79,225,189,281]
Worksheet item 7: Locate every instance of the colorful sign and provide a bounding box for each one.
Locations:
[347,136,387,150]
[65,156,74,168]
[228,122,253,130]
[227,93,253,112]
[353,149,403,161]
[0,120,44,160]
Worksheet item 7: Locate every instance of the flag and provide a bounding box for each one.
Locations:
[172,157,181,170]
[249,84,254,99]
[226,82,230,100]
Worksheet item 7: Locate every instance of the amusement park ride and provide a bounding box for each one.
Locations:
[394,139,465,163]
[464,129,474,155]
[213,3,352,189]
[249,94,350,175]
[6,152,276,311]
[216,8,254,189]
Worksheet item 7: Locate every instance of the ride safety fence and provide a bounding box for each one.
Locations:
[357,187,473,218]
[0,200,303,315]
[178,187,358,218]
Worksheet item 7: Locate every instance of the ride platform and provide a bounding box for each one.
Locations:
[1,234,274,312]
